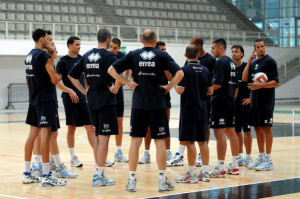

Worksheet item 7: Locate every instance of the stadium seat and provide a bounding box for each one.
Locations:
[87,16,95,24]
[0,12,5,20]
[7,13,15,21]
[0,2,6,10]
[7,3,15,10]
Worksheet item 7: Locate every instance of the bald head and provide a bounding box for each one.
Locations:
[142,29,156,43]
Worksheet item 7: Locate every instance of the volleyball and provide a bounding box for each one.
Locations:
[253,72,268,83]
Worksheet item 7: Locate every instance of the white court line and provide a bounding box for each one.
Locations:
[0,193,25,199]
[143,176,300,199]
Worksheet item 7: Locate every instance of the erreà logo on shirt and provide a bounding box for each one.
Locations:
[140,51,155,60]
[25,54,32,64]
[88,53,101,62]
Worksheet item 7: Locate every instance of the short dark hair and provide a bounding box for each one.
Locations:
[111,38,121,47]
[97,29,111,43]
[185,45,199,59]
[155,41,166,49]
[254,39,265,47]
[231,45,244,58]
[142,30,156,43]
[192,36,204,46]
[46,30,52,35]
[32,28,47,42]
[67,36,80,46]
[213,38,227,50]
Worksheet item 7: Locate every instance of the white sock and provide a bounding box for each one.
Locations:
[116,146,122,152]
[259,153,265,157]
[239,153,244,158]
[24,161,31,173]
[166,149,171,153]
[188,165,196,176]
[52,154,62,167]
[265,154,271,159]
[144,150,150,154]
[42,162,50,175]
[232,156,238,166]
[246,154,251,158]
[159,170,166,180]
[96,166,104,176]
[50,155,54,161]
[33,155,42,163]
[178,144,185,156]
[202,165,209,172]
[69,148,75,158]
[218,160,225,168]
[129,171,136,180]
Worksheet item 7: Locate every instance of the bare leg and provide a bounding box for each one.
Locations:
[33,134,41,155]
[165,108,171,150]
[115,117,123,147]
[225,127,239,156]
[154,139,167,170]
[25,126,39,161]
[254,127,265,154]
[244,131,252,155]
[84,125,95,148]
[198,141,209,165]
[129,137,143,171]
[67,125,76,148]
[49,131,59,155]
[214,128,227,161]
[40,127,52,163]
[186,141,196,166]
[96,135,110,167]
[236,132,243,154]
[263,127,273,154]
[144,127,151,150]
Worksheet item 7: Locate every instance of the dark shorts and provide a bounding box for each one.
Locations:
[210,100,235,128]
[130,109,170,139]
[165,93,171,108]
[90,105,118,136]
[207,99,211,124]
[179,119,208,142]
[116,88,124,117]
[235,104,251,132]
[26,101,60,132]
[250,108,273,127]
[62,96,92,127]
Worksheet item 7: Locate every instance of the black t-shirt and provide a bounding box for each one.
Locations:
[236,62,250,105]
[56,55,86,100]
[248,55,279,110]
[178,62,212,120]
[69,48,118,110]
[112,47,180,109]
[212,55,237,103]
[184,53,216,77]
[115,51,125,96]
[25,48,57,105]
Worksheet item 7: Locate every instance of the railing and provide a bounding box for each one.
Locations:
[5,83,28,109]
[276,48,300,78]
[0,20,274,45]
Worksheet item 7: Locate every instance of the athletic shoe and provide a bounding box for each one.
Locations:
[125,178,137,192]
[105,159,115,167]
[210,166,226,178]
[166,150,172,162]
[158,177,175,192]
[198,170,210,182]
[92,173,116,186]
[196,153,202,167]
[55,163,78,178]
[42,172,66,187]
[50,159,56,170]
[248,154,264,170]
[71,155,83,167]
[23,171,41,184]
[32,162,42,177]
[175,172,198,184]
[114,150,128,163]
[245,156,254,169]
[238,156,246,166]
[255,158,274,171]
[138,152,151,164]
[166,153,184,167]
[227,163,240,175]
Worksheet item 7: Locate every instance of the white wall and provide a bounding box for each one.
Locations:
[0,39,293,109]
[276,75,300,99]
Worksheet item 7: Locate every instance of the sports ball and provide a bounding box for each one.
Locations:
[253,72,268,83]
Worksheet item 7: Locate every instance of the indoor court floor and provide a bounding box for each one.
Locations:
[0,107,299,199]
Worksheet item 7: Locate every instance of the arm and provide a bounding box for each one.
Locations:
[175,86,185,95]
[207,86,213,95]
[164,70,172,81]
[160,70,184,94]
[234,88,239,99]
[45,59,59,85]
[56,82,79,103]
[108,80,122,94]
[212,84,222,91]
[248,80,279,90]
[242,49,256,82]
[68,75,87,96]
[107,66,138,90]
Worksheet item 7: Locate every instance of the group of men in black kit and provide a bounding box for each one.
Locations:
[22,27,279,192]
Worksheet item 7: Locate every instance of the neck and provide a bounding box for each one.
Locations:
[97,42,107,49]
[234,59,242,67]
[35,42,43,50]
[219,51,226,58]
[144,43,154,47]
[68,51,77,58]
[188,58,198,62]
[198,49,206,57]
[257,54,266,59]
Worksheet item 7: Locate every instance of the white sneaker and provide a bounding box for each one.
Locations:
[71,155,83,167]
[92,173,116,186]
[50,159,56,170]
[198,170,210,182]
[55,163,78,178]
[238,156,246,166]
[166,150,172,162]
[166,153,184,167]
[227,163,240,175]
[32,162,42,177]
[245,156,254,169]
[248,154,264,170]
[23,171,41,184]
[125,178,137,192]
[114,150,128,163]
[255,158,274,171]
[42,172,66,187]
[158,177,175,192]
[196,153,202,167]
[210,166,226,178]
[138,153,151,164]
[105,159,115,167]
[175,172,198,184]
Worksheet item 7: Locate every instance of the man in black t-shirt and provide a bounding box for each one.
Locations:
[175,45,212,183]
[231,45,253,168]
[108,29,184,192]
[56,36,95,168]
[69,29,121,186]
[109,38,128,163]
[242,39,279,171]
[23,29,66,186]
[210,39,240,178]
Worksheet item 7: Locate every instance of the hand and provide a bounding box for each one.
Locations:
[241,98,250,105]
[69,89,79,103]
[127,81,138,90]
[247,80,263,90]
[48,45,57,59]
[248,49,256,63]
[160,85,170,94]
[108,84,116,94]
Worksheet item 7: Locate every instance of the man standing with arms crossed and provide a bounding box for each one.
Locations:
[108,29,184,192]
[242,39,279,171]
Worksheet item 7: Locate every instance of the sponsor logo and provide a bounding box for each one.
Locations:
[86,63,100,69]
[157,126,166,136]
[88,53,101,62]
[254,64,259,71]
[102,123,111,133]
[25,54,32,64]
[40,116,48,125]
[137,71,156,76]
[140,51,155,60]
[139,61,155,67]
[219,118,225,125]
[86,74,100,78]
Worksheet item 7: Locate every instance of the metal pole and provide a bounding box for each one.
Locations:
[284,55,287,78]
[292,109,295,137]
